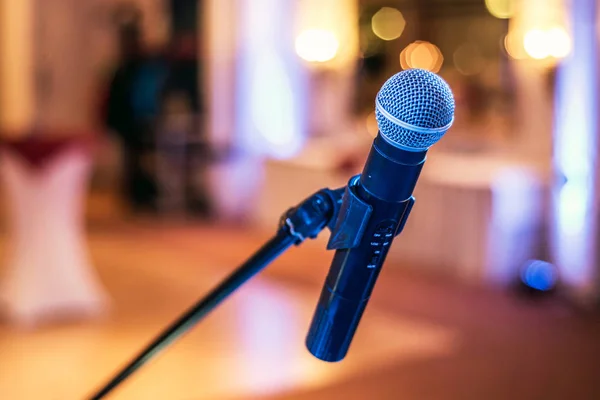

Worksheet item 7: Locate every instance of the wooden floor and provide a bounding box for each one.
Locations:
[0,222,599,400]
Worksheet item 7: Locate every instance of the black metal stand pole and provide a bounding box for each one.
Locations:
[88,188,343,400]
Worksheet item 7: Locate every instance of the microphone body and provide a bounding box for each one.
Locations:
[305,68,455,362]
[306,134,425,362]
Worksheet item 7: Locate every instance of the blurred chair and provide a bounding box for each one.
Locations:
[0,135,108,326]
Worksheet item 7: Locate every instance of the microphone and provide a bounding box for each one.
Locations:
[306,69,455,362]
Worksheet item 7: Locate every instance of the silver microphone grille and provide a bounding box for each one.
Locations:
[375,69,455,151]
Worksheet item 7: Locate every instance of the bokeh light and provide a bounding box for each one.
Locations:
[485,0,515,19]
[547,26,571,58]
[523,29,550,60]
[399,41,443,72]
[453,43,485,76]
[522,26,571,60]
[295,29,339,63]
[507,26,571,61]
[371,7,405,41]
[503,31,527,60]
[399,43,414,70]
[521,260,558,291]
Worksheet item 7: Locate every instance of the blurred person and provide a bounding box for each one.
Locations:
[164,33,202,116]
[103,7,165,212]
[161,32,211,217]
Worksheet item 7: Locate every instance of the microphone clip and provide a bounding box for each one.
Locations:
[326,175,415,251]
[279,187,345,244]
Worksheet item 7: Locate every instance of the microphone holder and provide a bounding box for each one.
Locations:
[88,187,344,400]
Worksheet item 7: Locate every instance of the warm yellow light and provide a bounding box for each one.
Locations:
[399,42,416,70]
[371,7,405,41]
[400,41,443,72]
[485,0,515,19]
[410,44,434,69]
[519,26,572,61]
[546,26,571,58]
[524,29,550,59]
[295,29,339,63]
[295,0,358,69]
[504,31,527,60]
[453,43,485,76]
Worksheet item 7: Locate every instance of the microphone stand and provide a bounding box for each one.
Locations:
[88,187,344,400]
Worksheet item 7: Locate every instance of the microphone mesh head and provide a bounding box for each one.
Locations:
[375,69,455,151]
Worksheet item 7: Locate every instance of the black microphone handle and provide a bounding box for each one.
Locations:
[306,133,426,362]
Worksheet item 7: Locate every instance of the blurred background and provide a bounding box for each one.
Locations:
[0,0,600,399]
